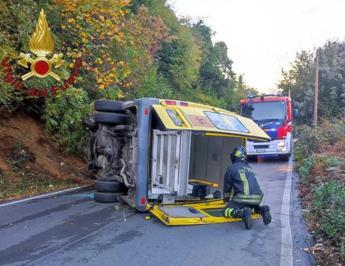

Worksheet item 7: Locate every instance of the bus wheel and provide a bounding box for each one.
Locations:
[94,192,120,203]
[94,100,123,112]
[94,112,128,125]
[95,178,127,193]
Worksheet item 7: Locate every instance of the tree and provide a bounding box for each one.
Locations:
[192,21,234,98]
[279,41,345,122]
[279,50,315,122]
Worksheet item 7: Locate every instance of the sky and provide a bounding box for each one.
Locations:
[171,0,345,93]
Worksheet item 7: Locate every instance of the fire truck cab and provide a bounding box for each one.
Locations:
[240,95,294,160]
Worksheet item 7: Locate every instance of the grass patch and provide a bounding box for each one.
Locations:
[0,167,76,201]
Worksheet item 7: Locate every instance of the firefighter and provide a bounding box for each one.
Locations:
[223,145,271,229]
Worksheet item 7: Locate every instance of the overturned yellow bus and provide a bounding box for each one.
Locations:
[84,98,270,225]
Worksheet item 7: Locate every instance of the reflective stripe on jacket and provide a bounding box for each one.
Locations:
[223,160,263,203]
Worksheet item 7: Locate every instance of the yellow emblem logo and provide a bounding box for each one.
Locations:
[17,9,64,81]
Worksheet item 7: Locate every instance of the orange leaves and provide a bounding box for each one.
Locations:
[52,1,170,94]
[84,13,91,24]
[53,0,78,12]
[52,0,131,91]
[119,0,131,8]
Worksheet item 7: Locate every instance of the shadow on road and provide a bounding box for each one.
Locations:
[248,156,290,164]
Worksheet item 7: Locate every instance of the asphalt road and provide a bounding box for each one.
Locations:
[0,158,315,266]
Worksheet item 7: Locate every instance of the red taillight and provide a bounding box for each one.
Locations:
[165,100,177,105]
[164,100,188,106]
[140,197,146,205]
[144,107,149,115]
[277,125,287,139]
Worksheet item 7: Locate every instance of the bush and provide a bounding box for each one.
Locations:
[295,120,345,161]
[0,63,24,110]
[318,155,341,169]
[312,181,345,257]
[319,120,345,146]
[297,157,315,182]
[295,126,324,159]
[6,143,35,172]
[43,88,91,155]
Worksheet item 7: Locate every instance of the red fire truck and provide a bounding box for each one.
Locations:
[240,94,297,160]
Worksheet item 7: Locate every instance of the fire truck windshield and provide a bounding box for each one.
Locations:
[242,101,286,121]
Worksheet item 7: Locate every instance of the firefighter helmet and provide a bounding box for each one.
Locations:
[231,145,247,163]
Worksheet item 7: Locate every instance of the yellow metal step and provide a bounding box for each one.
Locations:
[149,200,261,226]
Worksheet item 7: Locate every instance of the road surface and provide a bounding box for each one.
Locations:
[0,158,315,266]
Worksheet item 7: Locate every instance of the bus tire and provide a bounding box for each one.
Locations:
[94,100,123,112]
[94,191,120,203]
[94,112,128,125]
[95,179,127,193]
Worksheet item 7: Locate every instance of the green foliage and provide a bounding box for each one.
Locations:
[317,120,345,145]
[158,23,202,93]
[279,51,314,123]
[319,155,341,168]
[132,67,174,99]
[294,126,323,159]
[0,0,258,153]
[295,120,345,160]
[6,143,35,172]
[312,181,345,256]
[0,85,23,110]
[279,41,345,122]
[193,20,234,99]
[298,121,345,153]
[44,88,91,155]
[295,120,345,263]
[297,154,342,183]
[297,157,315,182]
[97,86,125,100]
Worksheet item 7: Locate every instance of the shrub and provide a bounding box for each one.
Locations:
[319,120,345,146]
[312,181,345,257]
[43,88,91,155]
[295,120,345,161]
[297,157,315,182]
[294,125,324,159]
[318,155,341,169]
[6,143,35,172]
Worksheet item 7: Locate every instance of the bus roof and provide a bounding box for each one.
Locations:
[152,99,270,141]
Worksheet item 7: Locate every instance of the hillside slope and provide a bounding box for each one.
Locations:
[0,111,91,201]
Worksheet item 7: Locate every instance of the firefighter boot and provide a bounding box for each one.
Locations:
[260,205,271,225]
[242,207,253,230]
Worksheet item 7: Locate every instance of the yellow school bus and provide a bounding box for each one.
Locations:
[85,98,270,225]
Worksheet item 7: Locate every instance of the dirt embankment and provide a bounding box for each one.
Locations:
[0,111,91,200]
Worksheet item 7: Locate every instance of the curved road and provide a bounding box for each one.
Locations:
[0,159,314,266]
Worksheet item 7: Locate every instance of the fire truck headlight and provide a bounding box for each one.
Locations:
[278,141,286,151]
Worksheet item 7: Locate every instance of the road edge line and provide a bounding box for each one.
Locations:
[0,185,91,208]
[280,157,293,266]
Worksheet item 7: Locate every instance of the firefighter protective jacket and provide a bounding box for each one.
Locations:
[223,160,263,205]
